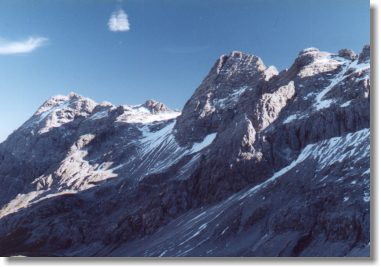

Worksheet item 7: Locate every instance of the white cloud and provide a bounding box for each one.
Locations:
[0,37,48,55]
[108,9,130,32]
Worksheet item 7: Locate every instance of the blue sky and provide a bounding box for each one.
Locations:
[0,0,369,142]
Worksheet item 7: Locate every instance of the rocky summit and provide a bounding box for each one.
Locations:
[0,45,370,257]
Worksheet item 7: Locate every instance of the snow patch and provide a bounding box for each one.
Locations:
[136,122,189,179]
[117,105,180,124]
[314,59,370,111]
[35,101,70,124]
[140,122,176,151]
[340,100,352,107]
[298,52,341,78]
[213,86,248,109]
[283,114,298,124]
[239,138,314,200]
[239,128,370,200]
[89,110,109,120]
[158,250,167,257]
[363,192,370,202]
[190,133,217,153]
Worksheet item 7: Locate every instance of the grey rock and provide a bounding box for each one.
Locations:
[0,45,370,257]
[338,48,357,60]
[142,99,172,114]
[174,51,273,146]
[358,45,370,63]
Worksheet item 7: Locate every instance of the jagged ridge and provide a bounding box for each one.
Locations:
[0,45,370,257]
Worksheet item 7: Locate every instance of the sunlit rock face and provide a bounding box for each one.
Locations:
[0,45,370,257]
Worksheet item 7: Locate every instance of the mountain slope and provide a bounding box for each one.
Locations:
[0,45,370,257]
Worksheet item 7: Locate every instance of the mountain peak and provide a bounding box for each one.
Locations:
[25,92,98,134]
[0,45,370,257]
[295,47,331,65]
[298,47,320,56]
[142,99,171,114]
[214,50,266,75]
[174,51,270,145]
[293,47,345,78]
[229,50,245,58]
[68,91,79,97]
[338,48,357,60]
[36,92,96,116]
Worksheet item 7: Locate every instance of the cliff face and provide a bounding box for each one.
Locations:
[0,45,370,257]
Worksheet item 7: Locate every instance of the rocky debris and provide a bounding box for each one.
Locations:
[0,45,370,257]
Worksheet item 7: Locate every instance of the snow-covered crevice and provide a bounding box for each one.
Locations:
[135,122,186,179]
[313,58,369,111]
[283,114,299,124]
[176,153,202,179]
[313,62,347,110]
[282,56,369,126]
[237,137,317,200]
[140,122,177,151]
[134,123,217,181]
[190,133,217,154]
[340,101,352,107]
[213,86,249,109]
[240,128,369,200]
[89,110,110,121]
[309,128,369,170]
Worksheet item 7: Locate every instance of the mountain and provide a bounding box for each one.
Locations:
[0,45,370,257]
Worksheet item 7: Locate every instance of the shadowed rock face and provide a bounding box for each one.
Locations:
[174,51,276,146]
[0,45,370,257]
[358,45,370,63]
